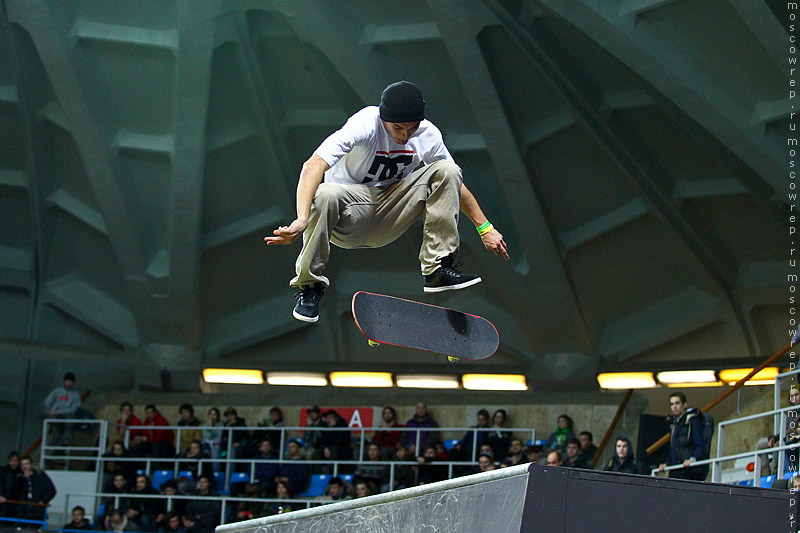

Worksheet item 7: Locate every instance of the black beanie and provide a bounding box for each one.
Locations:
[379,81,425,123]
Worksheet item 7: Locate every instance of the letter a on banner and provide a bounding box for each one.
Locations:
[349,410,363,428]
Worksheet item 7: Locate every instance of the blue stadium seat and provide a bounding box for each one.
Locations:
[443,439,460,450]
[525,439,547,447]
[298,474,331,498]
[151,470,174,490]
[213,471,227,494]
[340,474,354,483]
[229,472,250,485]
[177,470,193,480]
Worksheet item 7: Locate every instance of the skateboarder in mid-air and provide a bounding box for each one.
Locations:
[265,81,509,322]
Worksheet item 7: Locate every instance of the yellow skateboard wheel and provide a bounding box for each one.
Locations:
[448,356,460,362]
[368,340,380,347]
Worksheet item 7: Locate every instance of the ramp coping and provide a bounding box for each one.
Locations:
[215,462,532,531]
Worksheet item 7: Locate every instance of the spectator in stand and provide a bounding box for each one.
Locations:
[657,391,708,481]
[485,409,512,462]
[384,443,415,492]
[371,406,405,459]
[252,439,279,497]
[101,473,129,523]
[106,508,141,532]
[525,445,542,464]
[545,415,575,455]
[321,409,353,461]
[416,443,447,485]
[142,404,175,458]
[256,407,284,452]
[502,438,525,467]
[63,505,93,530]
[755,434,779,477]
[178,440,213,492]
[546,450,563,466]
[354,480,377,499]
[478,444,495,461]
[578,431,597,466]
[115,401,143,442]
[13,457,56,523]
[202,407,223,470]
[604,436,648,475]
[125,474,160,531]
[184,475,220,533]
[157,512,182,533]
[265,481,294,515]
[317,477,352,501]
[221,407,250,460]
[276,439,310,496]
[0,451,22,518]
[103,441,135,491]
[181,514,201,533]
[354,443,386,489]
[403,402,440,455]
[43,371,81,446]
[785,384,800,474]
[450,409,490,462]
[477,453,496,473]
[303,406,325,463]
[563,437,591,469]
[176,404,202,455]
[157,480,185,523]
[233,483,263,521]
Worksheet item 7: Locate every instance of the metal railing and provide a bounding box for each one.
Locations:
[651,404,800,486]
[40,418,108,472]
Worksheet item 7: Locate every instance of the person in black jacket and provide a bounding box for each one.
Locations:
[0,451,22,518]
[321,410,353,461]
[62,506,93,530]
[604,436,648,475]
[658,392,708,480]
[184,475,220,533]
[13,458,56,522]
[125,474,160,531]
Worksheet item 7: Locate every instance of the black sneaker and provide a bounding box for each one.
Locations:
[293,283,325,322]
[423,253,482,293]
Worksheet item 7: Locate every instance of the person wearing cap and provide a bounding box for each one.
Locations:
[266,80,509,322]
[43,372,81,446]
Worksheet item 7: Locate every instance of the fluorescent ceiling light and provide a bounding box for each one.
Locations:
[329,372,393,388]
[203,368,264,385]
[396,374,460,389]
[719,367,779,386]
[462,374,528,391]
[597,372,656,389]
[656,370,719,387]
[265,372,327,387]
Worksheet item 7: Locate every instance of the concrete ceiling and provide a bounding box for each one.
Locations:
[0,0,790,392]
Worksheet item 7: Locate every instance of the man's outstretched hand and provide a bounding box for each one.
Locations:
[481,228,509,260]
[264,219,308,245]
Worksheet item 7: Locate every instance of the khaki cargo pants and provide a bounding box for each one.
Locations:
[291,160,462,288]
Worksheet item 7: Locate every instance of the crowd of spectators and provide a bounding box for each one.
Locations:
[30,385,791,530]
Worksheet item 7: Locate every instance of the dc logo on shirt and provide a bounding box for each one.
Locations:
[362,151,414,183]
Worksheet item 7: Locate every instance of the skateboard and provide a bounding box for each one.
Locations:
[351,291,499,361]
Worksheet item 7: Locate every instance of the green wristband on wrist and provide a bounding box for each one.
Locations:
[477,221,493,236]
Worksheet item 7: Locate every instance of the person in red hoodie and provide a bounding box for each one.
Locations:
[142,404,174,458]
[115,401,142,441]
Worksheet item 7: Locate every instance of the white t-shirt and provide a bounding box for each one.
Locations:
[313,106,454,187]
